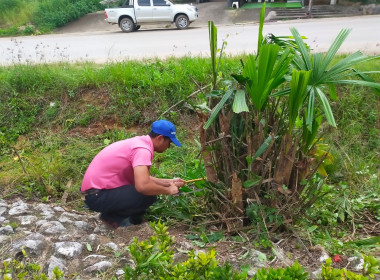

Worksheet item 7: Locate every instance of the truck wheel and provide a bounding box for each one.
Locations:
[120,18,134,33]
[175,15,189,30]
[134,25,141,31]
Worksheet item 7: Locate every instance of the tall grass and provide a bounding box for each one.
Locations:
[0,0,39,28]
[0,57,378,209]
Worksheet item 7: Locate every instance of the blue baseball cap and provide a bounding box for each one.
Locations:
[151,120,182,147]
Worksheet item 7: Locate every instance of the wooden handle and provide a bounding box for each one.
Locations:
[185,178,207,184]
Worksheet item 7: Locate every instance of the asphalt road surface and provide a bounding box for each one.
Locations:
[1,15,380,66]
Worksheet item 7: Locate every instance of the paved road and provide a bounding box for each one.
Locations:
[1,15,379,66]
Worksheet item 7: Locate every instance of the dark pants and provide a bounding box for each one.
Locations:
[84,185,157,225]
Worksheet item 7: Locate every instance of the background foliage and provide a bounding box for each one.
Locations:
[0,0,103,36]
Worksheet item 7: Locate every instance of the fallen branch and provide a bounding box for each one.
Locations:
[159,83,212,118]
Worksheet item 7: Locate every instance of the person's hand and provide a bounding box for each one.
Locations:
[172,177,185,187]
[167,181,179,195]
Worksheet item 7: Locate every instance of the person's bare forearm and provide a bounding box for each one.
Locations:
[150,176,173,187]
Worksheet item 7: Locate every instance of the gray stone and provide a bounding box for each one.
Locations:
[74,221,91,231]
[18,215,38,225]
[59,212,81,223]
[348,256,364,271]
[9,202,29,216]
[0,207,7,216]
[36,204,53,212]
[0,235,9,244]
[83,254,107,266]
[311,268,322,279]
[11,236,46,255]
[116,269,125,276]
[53,206,65,212]
[47,256,67,278]
[35,220,48,226]
[0,217,7,223]
[36,204,55,219]
[0,199,7,207]
[54,242,83,258]
[85,234,98,246]
[39,221,66,235]
[58,234,75,241]
[83,261,112,273]
[0,225,14,235]
[105,242,118,251]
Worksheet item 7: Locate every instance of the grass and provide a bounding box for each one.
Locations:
[0,57,379,258]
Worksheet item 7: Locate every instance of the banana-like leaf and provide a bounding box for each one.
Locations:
[232,90,249,113]
[251,135,273,161]
[243,45,291,111]
[257,3,266,54]
[346,236,380,247]
[243,176,262,189]
[352,69,380,95]
[306,88,315,131]
[208,21,217,87]
[320,28,351,72]
[316,87,336,127]
[334,80,380,97]
[203,89,233,129]
[288,70,312,131]
[290,27,312,70]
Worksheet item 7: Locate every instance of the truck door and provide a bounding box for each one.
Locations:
[135,0,153,22]
[152,0,172,21]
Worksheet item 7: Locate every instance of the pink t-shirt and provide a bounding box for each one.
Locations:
[81,135,154,192]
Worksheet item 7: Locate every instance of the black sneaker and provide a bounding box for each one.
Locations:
[99,213,119,229]
[129,216,144,225]
[119,217,133,228]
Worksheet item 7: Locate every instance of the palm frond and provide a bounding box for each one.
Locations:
[203,89,233,129]
[290,27,312,70]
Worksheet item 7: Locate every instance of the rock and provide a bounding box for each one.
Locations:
[0,225,14,235]
[39,221,66,235]
[54,242,83,259]
[11,233,46,255]
[0,235,9,243]
[348,256,364,271]
[74,221,91,231]
[18,215,38,225]
[0,206,7,216]
[47,256,67,278]
[9,201,29,216]
[83,254,107,266]
[59,212,82,223]
[105,242,118,251]
[83,261,113,273]
[311,268,322,279]
[0,199,7,207]
[54,206,65,212]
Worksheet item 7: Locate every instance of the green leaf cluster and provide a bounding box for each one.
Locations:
[321,257,380,280]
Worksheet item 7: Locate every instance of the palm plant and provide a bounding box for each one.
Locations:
[198,4,380,232]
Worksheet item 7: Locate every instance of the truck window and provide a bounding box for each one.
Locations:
[153,0,168,6]
[137,0,150,6]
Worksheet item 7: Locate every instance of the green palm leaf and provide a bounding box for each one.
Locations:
[288,70,312,131]
[203,89,233,129]
[232,90,249,113]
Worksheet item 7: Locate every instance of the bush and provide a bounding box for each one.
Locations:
[32,0,103,31]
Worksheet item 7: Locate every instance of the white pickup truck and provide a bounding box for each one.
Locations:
[104,0,198,32]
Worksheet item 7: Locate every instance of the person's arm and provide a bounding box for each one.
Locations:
[150,176,186,187]
[134,166,179,195]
